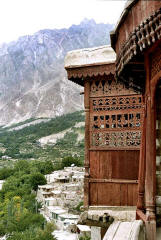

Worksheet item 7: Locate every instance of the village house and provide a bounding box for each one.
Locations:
[57,213,79,230]
[37,184,55,202]
[77,224,91,238]
[53,230,77,240]
[65,1,161,239]
[44,197,56,207]
[44,205,68,222]
[36,166,84,234]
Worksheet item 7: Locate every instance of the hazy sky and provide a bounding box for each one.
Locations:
[0,0,125,44]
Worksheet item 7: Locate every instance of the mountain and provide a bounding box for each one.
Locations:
[0,111,85,168]
[0,19,114,125]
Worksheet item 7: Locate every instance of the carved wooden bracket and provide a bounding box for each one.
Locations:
[116,8,161,77]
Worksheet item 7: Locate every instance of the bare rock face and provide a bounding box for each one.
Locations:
[0,19,113,125]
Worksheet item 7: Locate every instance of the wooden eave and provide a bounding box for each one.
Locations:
[110,0,138,51]
[117,7,161,74]
[111,6,161,93]
[65,63,115,86]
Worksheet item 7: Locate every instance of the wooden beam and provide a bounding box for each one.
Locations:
[89,147,140,151]
[136,209,147,223]
[128,62,144,65]
[144,52,156,240]
[137,108,146,211]
[130,69,145,72]
[89,179,138,184]
[84,78,90,209]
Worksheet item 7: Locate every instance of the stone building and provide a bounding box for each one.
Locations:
[36,167,84,233]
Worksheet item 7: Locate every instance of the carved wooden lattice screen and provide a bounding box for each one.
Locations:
[89,74,144,206]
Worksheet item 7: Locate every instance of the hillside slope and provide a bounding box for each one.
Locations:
[0,111,85,168]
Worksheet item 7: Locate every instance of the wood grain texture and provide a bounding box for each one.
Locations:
[90,150,139,180]
[89,182,138,206]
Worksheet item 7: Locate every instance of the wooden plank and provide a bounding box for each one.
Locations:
[89,147,140,151]
[89,94,141,99]
[89,183,98,205]
[111,150,139,180]
[90,182,138,206]
[99,151,112,179]
[120,184,128,206]
[127,183,138,206]
[97,183,111,205]
[111,183,121,206]
[89,179,138,184]
[89,109,143,116]
[90,151,100,179]
[89,150,139,180]
[127,184,133,206]
[96,183,138,206]
[97,183,120,206]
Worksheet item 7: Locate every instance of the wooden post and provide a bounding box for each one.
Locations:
[144,54,156,240]
[137,109,146,212]
[84,78,90,209]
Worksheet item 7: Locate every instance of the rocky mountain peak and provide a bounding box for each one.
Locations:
[0,19,114,126]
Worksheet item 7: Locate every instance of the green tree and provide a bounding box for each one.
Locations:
[35,160,54,175]
[0,167,14,179]
[61,156,82,168]
[79,235,91,240]
[14,160,30,173]
[0,151,3,158]
[36,222,57,240]
[0,222,5,236]
[7,223,57,240]
[30,173,47,191]
[75,201,84,212]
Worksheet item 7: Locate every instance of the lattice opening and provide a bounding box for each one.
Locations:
[90,78,144,149]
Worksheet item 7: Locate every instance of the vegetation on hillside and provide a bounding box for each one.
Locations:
[0,160,57,239]
[0,111,85,238]
[0,111,85,168]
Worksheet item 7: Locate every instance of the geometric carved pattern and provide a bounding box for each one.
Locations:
[90,76,136,97]
[67,64,115,82]
[91,95,143,112]
[91,113,142,130]
[91,131,141,148]
[90,78,144,149]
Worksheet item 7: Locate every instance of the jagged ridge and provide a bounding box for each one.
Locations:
[0,19,113,125]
